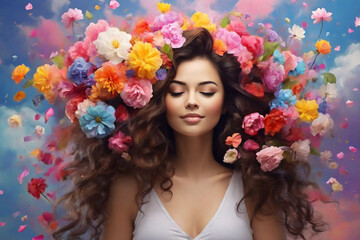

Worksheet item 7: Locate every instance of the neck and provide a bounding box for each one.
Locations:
[172,130,220,179]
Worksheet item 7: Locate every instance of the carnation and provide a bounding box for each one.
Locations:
[223,148,239,164]
[241,112,265,136]
[27,178,47,199]
[161,22,186,48]
[290,139,311,160]
[310,113,334,136]
[121,79,153,109]
[108,131,133,153]
[256,146,284,172]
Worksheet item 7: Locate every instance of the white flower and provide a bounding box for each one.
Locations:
[310,113,334,136]
[75,99,96,119]
[320,150,332,164]
[35,125,45,137]
[223,148,239,164]
[326,177,338,184]
[8,115,22,128]
[288,24,305,40]
[290,139,311,160]
[93,27,132,64]
[318,83,338,103]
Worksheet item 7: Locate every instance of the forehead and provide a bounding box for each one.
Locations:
[172,58,221,86]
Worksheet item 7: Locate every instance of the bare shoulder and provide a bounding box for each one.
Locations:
[101,173,140,240]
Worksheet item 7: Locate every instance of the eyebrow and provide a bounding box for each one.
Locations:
[170,80,218,86]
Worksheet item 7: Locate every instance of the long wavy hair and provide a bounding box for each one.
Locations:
[53,28,328,239]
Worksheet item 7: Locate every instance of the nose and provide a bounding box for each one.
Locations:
[185,91,199,109]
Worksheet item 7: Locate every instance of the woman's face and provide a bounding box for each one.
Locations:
[165,57,225,137]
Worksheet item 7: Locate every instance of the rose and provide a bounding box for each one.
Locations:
[120,79,153,109]
[310,113,334,136]
[290,139,311,160]
[242,112,265,136]
[256,146,284,172]
[27,178,47,199]
[108,131,133,153]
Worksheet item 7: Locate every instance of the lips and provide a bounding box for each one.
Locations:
[180,113,204,118]
[180,113,204,124]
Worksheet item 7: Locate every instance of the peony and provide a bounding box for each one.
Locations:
[68,41,89,62]
[108,131,133,153]
[256,146,284,172]
[242,112,265,136]
[12,64,30,84]
[295,99,319,122]
[161,22,186,48]
[288,24,305,40]
[225,133,242,148]
[27,178,47,199]
[318,83,337,103]
[61,8,83,28]
[291,139,311,160]
[65,96,85,123]
[215,28,242,54]
[8,115,22,128]
[121,79,153,109]
[311,8,332,24]
[93,27,132,64]
[310,113,334,136]
[151,11,183,31]
[128,42,162,79]
[243,139,260,151]
[223,148,239,164]
[226,20,248,37]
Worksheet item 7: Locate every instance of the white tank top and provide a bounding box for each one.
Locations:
[132,170,253,240]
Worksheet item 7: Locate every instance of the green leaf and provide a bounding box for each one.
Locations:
[86,11,93,20]
[22,79,33,88]
[310,146,320,156]
[51,55,64,69]
[220,15,230,28]
[258,41,279,62]
[282,80,299,89]
[322,72,336,84]
[161,43,173,61]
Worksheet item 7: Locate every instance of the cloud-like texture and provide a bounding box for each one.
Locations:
[234,0,284,19]
[51,0,70,15]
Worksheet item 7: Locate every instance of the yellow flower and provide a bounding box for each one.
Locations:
[33,64,62,103]
[12,64,30,84]
[181,17,190,30]
[128,42,162,79]
[157,2,171,13]
[13,91,26,102]
[315,39,331,54]
[332,182,343,192]
[8,114,22,128]
[295,99,319,122]
[191,12,217,33]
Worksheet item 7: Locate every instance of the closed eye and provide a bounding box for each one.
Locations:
[169,92,184,96]
[200,92,216,96]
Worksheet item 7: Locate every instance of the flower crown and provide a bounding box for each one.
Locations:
[11,3,336,173]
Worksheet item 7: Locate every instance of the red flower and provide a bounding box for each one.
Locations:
[242,82,264,98]
[264,109,286,136]
[115,104,129,122]
[27,178,47,199]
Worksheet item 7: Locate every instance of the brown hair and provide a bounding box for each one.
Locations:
[53,28,327,239]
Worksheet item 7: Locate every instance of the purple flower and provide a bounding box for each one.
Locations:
[261,61,285,93]
[151,11,183,31]
[126,69,135,78]
[156,68,167,80]
[161,22,186,48]
[266,29,278,42]
[67,57,91,85]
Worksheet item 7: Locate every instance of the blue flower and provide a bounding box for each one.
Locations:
[288,60,306,76]
[83,73,95,87]
[79,101,116,138]
[67,57,92,85]
[318,100,328,114]
[155,68,167,81]
[270,89,297,109]
[273,50,284,65]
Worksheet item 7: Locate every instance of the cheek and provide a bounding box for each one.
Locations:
[204,96,224,116]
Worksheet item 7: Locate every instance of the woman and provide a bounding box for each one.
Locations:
[53,28,327,240]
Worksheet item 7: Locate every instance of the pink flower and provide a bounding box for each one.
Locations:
[349,146,357,152]
[242,112,265,136]
[283,51,300,76]
[311,8,332,24]
[68,41,89,62]
[256,146,284,172]
[243,139,260,151]
[336,152,344,159]
[121,79,153,109]
[258,59,285,92]
[151,11,183,31]
[161,22,186,48]
[225,133,242,148]
[215,28,242,54]
[282,106,299,124]
[241,35,264,58]
[355,17,360,27]
[85,19,109,42]
[109,0,120,9]
[25,3,33,10]
[108,131,133,153]
[227,20,248,37]
[61,8,84,28]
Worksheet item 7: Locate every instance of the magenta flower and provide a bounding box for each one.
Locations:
[258,59,285,93]
[151,11,183,31]
[161,22,186,48]
[243,139,260,151]
[215,28,242,54]
[120,79,153,109]
[311,8,332,24]
[242,112,265,136]
[108,131,133,153]
[61,8,84,28]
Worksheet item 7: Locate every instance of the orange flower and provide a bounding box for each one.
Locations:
[291,82,304,96]
[315,39,331,54]
[213,39,227,56]
[264,109,286,136]
[94,62,127,95]
[12,64,30,84]
[33,64,63,103]
[225,133,242,148]
[134,19,151,35]
[13,91,26,102]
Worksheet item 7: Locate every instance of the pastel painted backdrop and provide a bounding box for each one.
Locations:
[0,0,359,239]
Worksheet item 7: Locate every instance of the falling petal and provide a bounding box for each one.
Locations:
[95,5,101,10]
[301,21,308,28]
[355,17,360,27]
[348,28,354,33]
[339,166,349,175]
[85,10,93,20]
[353,88,358,91]
[17,167,29,184]
[32,235,44,240]
[302,2,308,7]
[12,55,18,61]
[13,211,20,218]
[35,114,41,120]
[45,108,54,124]
[32,94,44,106]
[25,3,33,10]
[21,215,28,222]
[346,100,354,107]
[0,190,3,195]
[336,152,344,159]
[29,29,37,37]
[24,136,34,142]
[334,46,340,51]
[47,191,56,200]
[349,146,357,152]
[0,222,5,227]
[18,224,27,232]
